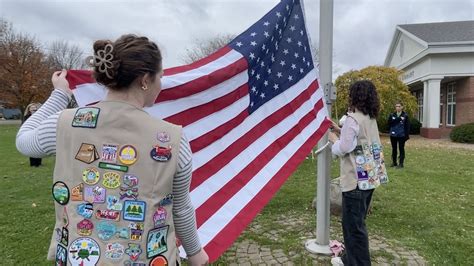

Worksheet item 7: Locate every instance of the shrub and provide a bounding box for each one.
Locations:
[409,118,422,135]
[450,123,474,143]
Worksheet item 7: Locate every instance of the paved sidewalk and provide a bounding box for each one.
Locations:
[220,215,427,265]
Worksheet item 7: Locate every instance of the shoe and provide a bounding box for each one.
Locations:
[396,164,404,168]
[331,256,344,266]
[390,163,397,167]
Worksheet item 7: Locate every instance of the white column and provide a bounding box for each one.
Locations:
[425,79,442,128]
[422,81,429,127]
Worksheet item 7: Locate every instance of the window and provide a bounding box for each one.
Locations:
[446,83,456,126]
[414,90,423,123]
[440,91,443,125]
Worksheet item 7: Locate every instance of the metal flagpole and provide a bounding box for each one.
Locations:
[305,0,334,255]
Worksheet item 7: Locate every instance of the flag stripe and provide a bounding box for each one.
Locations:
[165,84,249,127]
[195,107,319,226]
[157,56,248,102]
[189,86,323,209]
[163,46,233,76]
[148,71,248,121]
[196,111,329,248]
[190,80,320,190]
[191,69,319,170]
[202,120,330,262]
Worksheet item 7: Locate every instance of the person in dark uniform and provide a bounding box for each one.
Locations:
[388,101,410,168]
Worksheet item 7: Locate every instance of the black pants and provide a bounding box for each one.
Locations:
[29,157,42,167]
[341,188,374,266]
[390,136,406,165]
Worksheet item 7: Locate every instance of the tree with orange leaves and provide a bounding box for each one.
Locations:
[0,19,52,119]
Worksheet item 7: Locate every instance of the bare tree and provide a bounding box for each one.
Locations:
[181,34,235,64]
[47,40,86,70]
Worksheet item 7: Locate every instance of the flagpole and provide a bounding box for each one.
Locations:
[305,0,333,255]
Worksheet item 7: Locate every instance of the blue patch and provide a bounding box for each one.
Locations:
[123,200,146,222]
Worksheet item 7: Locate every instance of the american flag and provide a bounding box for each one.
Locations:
[67,0,330,261]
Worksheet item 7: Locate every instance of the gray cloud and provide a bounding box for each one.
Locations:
[1,0,472,75]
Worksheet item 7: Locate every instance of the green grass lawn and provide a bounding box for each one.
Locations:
[1,124,473,265]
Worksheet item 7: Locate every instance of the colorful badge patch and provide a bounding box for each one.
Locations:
[105,242,124,260]
[72,107,100,128]
[153,207,167,227]
[146,226,169,258]
[99,162,129,172]
[150,255,168,266]
[71,183,84,201]
[60,227,69,246]
[157,132,170,143]
[76,202,94,219]
[77,219,94,236]
[119,145,138,165]
[357,170,368,180]
[129,222,144,241]
[68,237,100,266]
[75,143,99,164]
[120,174,139,200]
[55,244,67,266]
[123,200,146,222]
[84,186,106,203]
[124,261,146,266]
[118,227,129,239]
[52,181,70,205]
[106,195,123,211]
[101,144,119,163]
[125,243,142,261]
[97,221,117,241]
[82,168,100,185]
[150,145,172,162]
[159,194,173,206]
[96,209,120,221]
[102,172,121,189]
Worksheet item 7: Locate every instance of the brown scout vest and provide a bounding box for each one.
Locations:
[339,110,388,192]
[48,101,182,265]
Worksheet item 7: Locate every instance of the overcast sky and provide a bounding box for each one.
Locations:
[1,0,473,77]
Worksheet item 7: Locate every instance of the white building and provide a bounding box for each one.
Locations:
[385,20,474,138]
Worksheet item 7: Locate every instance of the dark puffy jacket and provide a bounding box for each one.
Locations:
[388,111,410,139]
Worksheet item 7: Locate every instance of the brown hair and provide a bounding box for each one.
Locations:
[92,34,162,90]
[349,80,380,119]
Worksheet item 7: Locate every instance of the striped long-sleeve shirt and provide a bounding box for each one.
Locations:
[16,89,202,256]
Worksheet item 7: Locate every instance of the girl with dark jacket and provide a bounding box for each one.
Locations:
[388,102,410,168]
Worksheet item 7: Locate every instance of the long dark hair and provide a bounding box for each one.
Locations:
[349,80,380,118]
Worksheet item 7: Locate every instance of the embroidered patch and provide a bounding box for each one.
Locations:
[150,145,172,162]
[102,172,121,189]
[149,255,168,266]
[99,162,129,172]
[77,219,94,236]
[159,194,173,206]
[82,168,100,185]
[105,242,124,260]
[55,244,67,265]
[101,144,119,163]
[71,183,84,201]
[120,174,139,200]
[84,186,106,203]
[118,227,129,239]
[68,237,100,265]
[157,132,170,143]
[76,202,94,219]
[62,206,69,227]
[60,227,69,246]
[72,107,100,128]
[146,226,169,258]
[129,222,144,241]
[124,261,146,266]
[97,221,117,241]
[75,143,99,164]
[125,243,142,261]
[106,195,123,211]
[153,207,167,227]
[95,209,121,221]
[52,181,70,205]
[119,145,138,165]
[123,174,139,187]
[123,200,146,222]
